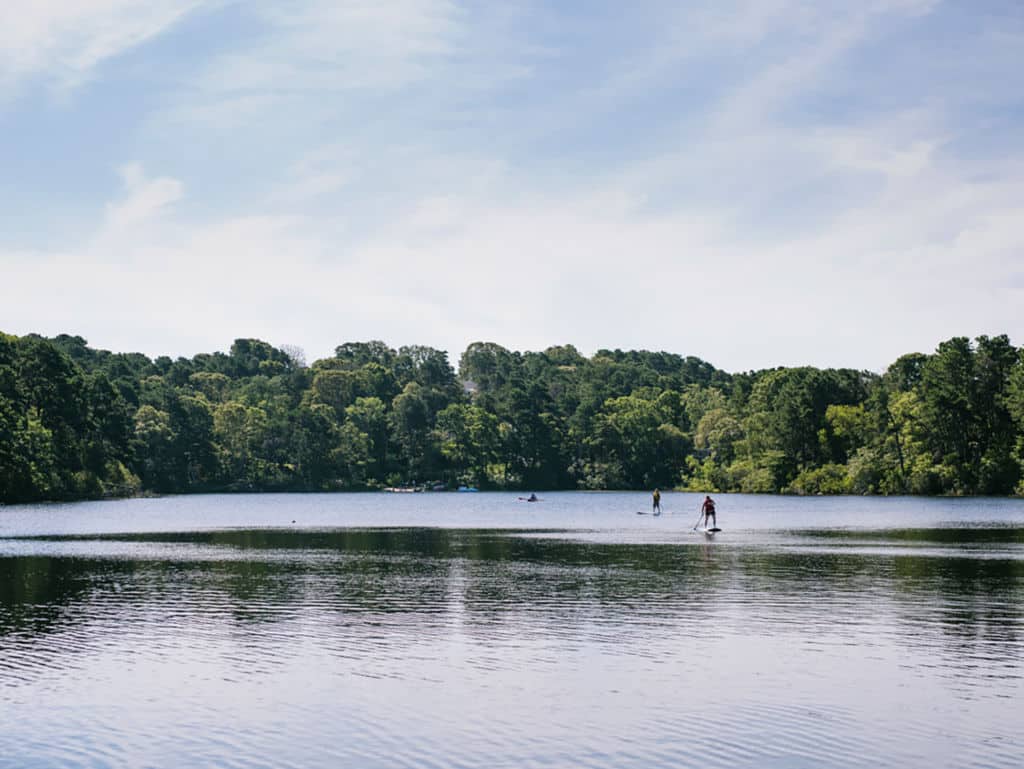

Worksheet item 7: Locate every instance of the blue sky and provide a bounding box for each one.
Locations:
[2,0,1022,371]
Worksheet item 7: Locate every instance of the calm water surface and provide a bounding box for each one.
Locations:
[1,492,1022,768]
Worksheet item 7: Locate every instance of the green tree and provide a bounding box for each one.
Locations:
[694,408,744,464]
[917,337,984,492]
[213,402,269,486]
[168,395,218,488]
[291,404,343,488]
[345,397,389,478]
[586,390,690,489]
[435,403,501,486]
[389,383,434,482]
[133,405,176,491]
[743,367,868,489]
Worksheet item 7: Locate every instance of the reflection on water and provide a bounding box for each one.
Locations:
[1,498,1023,769]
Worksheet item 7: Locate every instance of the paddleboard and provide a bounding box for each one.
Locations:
[701,527,722,534]
[636,511,663,516]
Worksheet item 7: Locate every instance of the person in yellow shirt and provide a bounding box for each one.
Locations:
[652,488,662,515]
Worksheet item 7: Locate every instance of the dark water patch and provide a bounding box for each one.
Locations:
[791,526,1024,544]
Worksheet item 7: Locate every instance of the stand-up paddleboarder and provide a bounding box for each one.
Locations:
[701,495,716,528]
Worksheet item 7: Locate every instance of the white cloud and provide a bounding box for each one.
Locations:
[3,1,1023,372]
[4,138,1022,371]
[270,145,357,205]
[0,0,206,94]
[168,0,462,130]
[102,164,184,236]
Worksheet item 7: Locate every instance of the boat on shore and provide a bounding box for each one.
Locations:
[384,481,450,493]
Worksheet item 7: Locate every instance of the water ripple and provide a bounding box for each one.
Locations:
[1,519,1022,769]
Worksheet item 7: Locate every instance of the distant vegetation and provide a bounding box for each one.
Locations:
[2,332,1024,503]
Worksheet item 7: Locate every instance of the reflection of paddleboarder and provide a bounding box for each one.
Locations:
[652,488,662,514]
[701,495,717,528]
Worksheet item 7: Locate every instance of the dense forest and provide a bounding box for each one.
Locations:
[2,331,1024,503]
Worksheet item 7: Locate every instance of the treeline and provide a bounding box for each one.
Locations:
[2,331,1024,503]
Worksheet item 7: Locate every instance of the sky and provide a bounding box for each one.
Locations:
[1,0,1023,373]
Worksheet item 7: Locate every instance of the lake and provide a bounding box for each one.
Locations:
[1,492,1022,768]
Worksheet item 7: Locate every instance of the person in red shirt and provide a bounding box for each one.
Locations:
[701,495,717,528]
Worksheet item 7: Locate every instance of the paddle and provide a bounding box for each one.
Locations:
[692,508,705,531]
